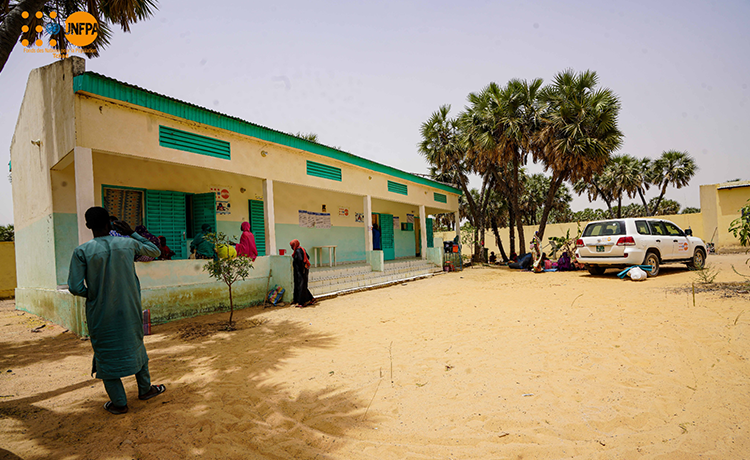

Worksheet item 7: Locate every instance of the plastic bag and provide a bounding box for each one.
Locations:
[629,266,647,281]
[267,285,285,305]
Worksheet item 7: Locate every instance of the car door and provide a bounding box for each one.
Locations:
[663,221,690,260]
[647,221,673,260]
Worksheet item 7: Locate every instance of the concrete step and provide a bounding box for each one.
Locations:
[310,265,442,297]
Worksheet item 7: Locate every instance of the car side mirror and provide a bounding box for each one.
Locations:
[685,229,693,236]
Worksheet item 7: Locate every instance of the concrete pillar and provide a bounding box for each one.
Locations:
[454,211,460,243]
[263,179,277,256]
[74,147,95,245]
[363,195,373,252]
[419,205,428,260]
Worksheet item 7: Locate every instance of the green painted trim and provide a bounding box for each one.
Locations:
[434,192,447,203]
[387,180,408,195]
[74,72,461,195]
[159,125,230,160]
[306,160,342,181]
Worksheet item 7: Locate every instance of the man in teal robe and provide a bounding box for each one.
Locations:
[68,207,166,414]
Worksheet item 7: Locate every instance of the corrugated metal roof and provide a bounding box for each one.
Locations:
[73,72,462,196]
[717,180,750,190]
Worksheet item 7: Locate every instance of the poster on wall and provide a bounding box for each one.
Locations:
[354,212,364,223]
[216,201,231,215]
[339,206,350,217]
[298,210,332,229]
[406,214,415,224]
[210,187,231,215]
[393,216,400,229]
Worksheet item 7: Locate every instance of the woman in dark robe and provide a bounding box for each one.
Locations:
[290,239,315,307]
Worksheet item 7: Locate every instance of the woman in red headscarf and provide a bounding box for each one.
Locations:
[235,222,257,261]
[290,239,315,307]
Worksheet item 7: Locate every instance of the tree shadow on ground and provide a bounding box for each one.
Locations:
[0,306,377,459]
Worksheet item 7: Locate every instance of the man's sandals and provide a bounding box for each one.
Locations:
[103,401,128,415]
[139,384,166,400]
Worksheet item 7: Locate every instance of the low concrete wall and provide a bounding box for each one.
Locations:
[14,254,294,336]
[0,242,17,298]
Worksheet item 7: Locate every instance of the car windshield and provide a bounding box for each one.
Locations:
[583,221,626,237]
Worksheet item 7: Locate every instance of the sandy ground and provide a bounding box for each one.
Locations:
[1,254,749,460]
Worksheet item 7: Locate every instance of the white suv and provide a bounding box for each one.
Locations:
[575,218,707,276]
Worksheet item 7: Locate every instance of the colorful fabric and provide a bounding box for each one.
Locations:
[67,233,160,380]
[236,222,258,260]
[216,244,237,259]
[103,188,143,229]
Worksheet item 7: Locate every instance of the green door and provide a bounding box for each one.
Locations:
[426,218,434,248]
[380,213,395,261]
[192,192,216,237]
[145,190,187,259]
[249,199,266,256]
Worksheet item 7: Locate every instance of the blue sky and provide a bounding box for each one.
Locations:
[1,0,748,225]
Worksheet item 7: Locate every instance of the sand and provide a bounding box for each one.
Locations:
[1,254,749,459]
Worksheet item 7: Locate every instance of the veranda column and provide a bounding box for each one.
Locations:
[74,147,95,245]
[419,205,428,260]
[454,211,460,243]
[263,179,277,256]
[363,195,373,252]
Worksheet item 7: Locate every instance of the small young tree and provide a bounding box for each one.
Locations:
[202,232,253,328]
[729,199,750,248]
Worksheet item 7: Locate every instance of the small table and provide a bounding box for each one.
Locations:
[311,245,337,268]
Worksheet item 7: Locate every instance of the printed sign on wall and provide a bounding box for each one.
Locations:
[393,216,400,229]
[299,210,331,229]
[406,214,415,224]
[339,206,350,217]
[210,186,231,215]
[355,212,364,223]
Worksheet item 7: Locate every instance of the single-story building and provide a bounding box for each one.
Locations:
[10,58,460,335]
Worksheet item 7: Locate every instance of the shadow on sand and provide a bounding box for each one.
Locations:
[0,306,376,459]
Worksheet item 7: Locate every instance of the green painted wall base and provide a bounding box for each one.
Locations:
[367,250,384,272]
[14,255,293,336]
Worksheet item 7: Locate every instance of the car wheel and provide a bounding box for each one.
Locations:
[587,266,606,276]
[686,248,706,270]
[643,251,660,277]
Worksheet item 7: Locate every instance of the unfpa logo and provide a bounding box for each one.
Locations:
[20,10,98,48]
[64,11,99,47]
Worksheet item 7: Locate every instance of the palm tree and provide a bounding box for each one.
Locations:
[534,69,623,240]
[573,174,615,218]
[650,150,697,215]
[1,0,158,73]
[601,155,641,218]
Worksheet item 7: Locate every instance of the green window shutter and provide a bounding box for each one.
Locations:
[306,160,342,181]
[159,125,231,160]
[249,200,266,256]
[379,214,395,260]
[191,193,216,237]
[388,181,408,195]
[434,192,447,203]
[426,218,434,248]
[145,190,187,259]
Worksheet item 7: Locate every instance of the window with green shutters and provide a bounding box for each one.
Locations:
[379,214,395,260]
[306,160,342,181]
[387,181,408,195]
[249,200,266,256]
[145,190,188,259]
[191,193,216,237]
[433,192,447,203]
[159,125,231,160]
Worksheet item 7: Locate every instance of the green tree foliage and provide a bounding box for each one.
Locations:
[0,224,13,241]
[202,232,253,327]
[682,207,700,214]
[650,150,697,214]
[0,0,158,74]
[292,132,319,143]
[729,200,750,247]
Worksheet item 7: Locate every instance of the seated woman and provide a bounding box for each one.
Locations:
[190,224,216,260]
[158,236,176,261]
[235,222,258,261]
[135,225,160,262]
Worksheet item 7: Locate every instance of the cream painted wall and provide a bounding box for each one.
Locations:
[92,152,265,227]
[274,182,365,226]
[699,182,750,248]
[74,94,459,213]
[0,242,17,298]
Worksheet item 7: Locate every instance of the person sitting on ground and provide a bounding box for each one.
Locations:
[508,252,533,269]
[556,251,573,271]
[235,222,258,261]
[158,236,175,261]
[216,243,237,259]
[489,251,497,264]
[67,207,166,415]
[190,224,216,260]
[509,252,518,263]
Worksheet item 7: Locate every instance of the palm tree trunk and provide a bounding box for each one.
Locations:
[491,217,509,262]
[537,173,565,241]
[637,187,651,216]
[652,182,669,216]
[512,155,526,255]
[617,194,623,218]
[0,0,48,74]
[508,201,516,255]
